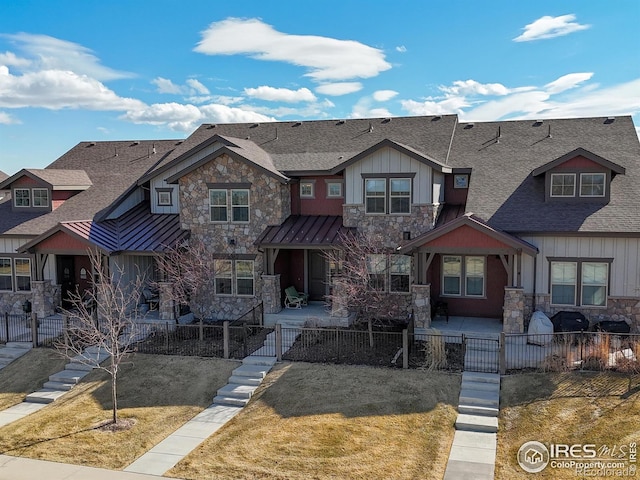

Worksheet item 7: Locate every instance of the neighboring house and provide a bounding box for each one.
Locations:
[1,115,639,334]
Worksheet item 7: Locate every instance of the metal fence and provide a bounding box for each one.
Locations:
[1,313,65,346]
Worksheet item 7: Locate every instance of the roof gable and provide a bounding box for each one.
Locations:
[0,169,92,191]
[531,147,626,177]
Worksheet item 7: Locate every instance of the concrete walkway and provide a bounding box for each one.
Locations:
[444,371,500,480]
[0,342,31,371]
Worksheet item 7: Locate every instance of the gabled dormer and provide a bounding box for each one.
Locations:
[0,169,92,213]
[531,148,625,204]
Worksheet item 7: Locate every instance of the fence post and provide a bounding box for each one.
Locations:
[336,328,340,362]
[402,329,409,369]
[63,315,69,350]
[499,332,506,375]
[223,321,229,359]
[164,322,169,354]
[31,313,38,347]
[276,324,282,361]
[4,312,8,343]
[199,318,204,342]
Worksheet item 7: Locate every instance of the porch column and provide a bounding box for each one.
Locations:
[411,283,431,329]
[158,282,174,321]
[31,280,55,319]
[503,287,525,333]
[330,277,349,318]
[261,274,282,314]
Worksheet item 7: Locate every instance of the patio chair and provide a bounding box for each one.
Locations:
[284,286,309,309]
[142,287,160,311]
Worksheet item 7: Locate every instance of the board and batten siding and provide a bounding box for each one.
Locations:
[104,187,145,220]
[150,140,227,214]
[520,236,640,298]
[0,238,55,282]
[344,146,436,205]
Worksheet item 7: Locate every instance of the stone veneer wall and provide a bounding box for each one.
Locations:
[411,284,431,329]
[178,153,291,319]
[342,204,441,246]
[0,281,59,317]
[531,293,640,333]
[503,287,525,333]
[261,274,282,314]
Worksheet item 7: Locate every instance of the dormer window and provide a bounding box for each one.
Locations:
[33,188,50,207]
[580,173,605,197]
[14,188,30,207]
[550,174,575,197]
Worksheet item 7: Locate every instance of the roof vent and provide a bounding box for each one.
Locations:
[88,142,96,147]
[464,123,474,129]
[132,141,140,146]
[207,124,216,129]
[368,122,373,133]
[292,121,302,127]
[533,120,543,126]
[432,115,442,121]
[250,123,260,128]
[336,120,345,125]
[604,116,616,124]
[382,118,391,124]
[176,140,183,145]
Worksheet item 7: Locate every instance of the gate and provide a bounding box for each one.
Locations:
[463,334,500,373]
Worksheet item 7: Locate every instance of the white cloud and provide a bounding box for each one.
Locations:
[199,104,275,124]
[373,90,399,102]
[244,85,316,103]
[0,51,31,68]
[396,45,407,53]
[2,33,133,80]
[514,14,590,42]
[152,77,211,96]
[401,96,470,117]
[315,82,363,96]
[195,18,391,81]
[0,111,19,124]
[350,96,394,118]
[440,79,511,96]
[544,72,593,94]
[186,79,209,95]
[152,77,183,94]
[0,65,144,110]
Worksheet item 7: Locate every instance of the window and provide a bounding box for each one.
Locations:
[214,259,254,296]
[454,174,469,189]
[14,258,31,291]
[0,258,11,291]
[442,255,485,297]
[214,259,232,295]
[157,189,172,206]
[300,182,314,198]
[366,254,411,293]
[236,260,254,296]
[390,179,411,213]
[580,173,605,197]
[365,179,386,213]
[367,254,387,290]
[550,174,576,197]
[326,181,343,198]
[390,255,411,292]
[231,189,249,222]
[209,189,228,222]
[32,189,49,207]
[550,260,609,307]
[14,188,30,207]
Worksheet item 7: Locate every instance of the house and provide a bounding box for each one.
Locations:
[1,115,639,335]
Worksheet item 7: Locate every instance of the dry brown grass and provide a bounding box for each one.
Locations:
[0,349,68,410]
[496,371,640,479]
[169,362,460,480]
[0,354,239,469]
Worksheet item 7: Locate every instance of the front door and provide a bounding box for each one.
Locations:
[57,255,76,308]
[308,250,327,301]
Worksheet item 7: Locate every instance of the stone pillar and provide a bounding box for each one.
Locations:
[261,274,282,314]
[503,287,525,333]
[158,282,174,321]
[330,277,349,318]
[411,284,431,329]
[31,281,50,319]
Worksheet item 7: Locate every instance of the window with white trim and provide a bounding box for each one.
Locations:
[14,258,31,291]
[14,188,30,207]
[550,260,609,307]
[157,189,172,206]
[390,255,411,293]
[366,254,411,293]
[231,189,249,222]
[214,259,254,296]
[364,177,411,214]
[442,255,485,297]
[366,254,386,290]
[390,179,411,213]
[32,188,49,207]
[0,258,11,291]
[326,181,343,198]
[209,189,228,222]
[365,179,386,214]
[550,174,576,197]
[300,182,314,198]
[580,173,605,197]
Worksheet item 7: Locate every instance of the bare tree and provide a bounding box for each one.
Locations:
[57,249,145,426]
[324,231,408,346]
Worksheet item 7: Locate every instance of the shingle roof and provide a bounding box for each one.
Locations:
[0,139,180,237]
[446,116,640,234]
[0,169,93,190]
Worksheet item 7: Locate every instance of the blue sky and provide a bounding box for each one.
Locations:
[0,0,639,175]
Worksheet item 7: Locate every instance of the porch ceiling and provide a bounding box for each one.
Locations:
[255,215,352,249]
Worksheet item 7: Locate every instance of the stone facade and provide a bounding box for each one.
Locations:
[411,284,431,329]
[31,280,58,319]
[178,153,290,319]
[261,274,282,314]
[342,204,441,247]
[158,282,174,321]
[503,287,525,333]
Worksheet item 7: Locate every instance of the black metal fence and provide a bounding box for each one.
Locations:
[0,313,65,346]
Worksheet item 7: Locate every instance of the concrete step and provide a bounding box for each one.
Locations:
[232,364,272,379]
[65,362,95,372]
[462,371,500,384]
[42,381,76,391]
[25,389,68,404]
[461,380,500,393]
[243,355,277,367]
[455,413,498,433]
[4,342,32,350]
[464,364,499,374]
[458,404,499,417]
[251,346,276,356]
[228,375,263,386]
[213,395,250,407]
[0,347,31,359]
[49,369,90,384]
[459,388,499,409]
[217,384,257,399]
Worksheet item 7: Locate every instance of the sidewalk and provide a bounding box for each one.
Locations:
[0,455,180,480]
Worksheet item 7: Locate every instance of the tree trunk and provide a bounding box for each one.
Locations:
[111,355,118,424]
[368,319,374,348]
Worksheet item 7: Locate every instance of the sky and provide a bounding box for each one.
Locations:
[0,0,639,175]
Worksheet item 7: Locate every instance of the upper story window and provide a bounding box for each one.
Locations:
[157,189,172,206]
[209,188,250,223]
[364,177,412,214]
[326,181,343,198]
[580,173,605,197]
[14,188,30,207]
[32,188,49,207]
[300,181,315,198]
[550,174,575,197]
